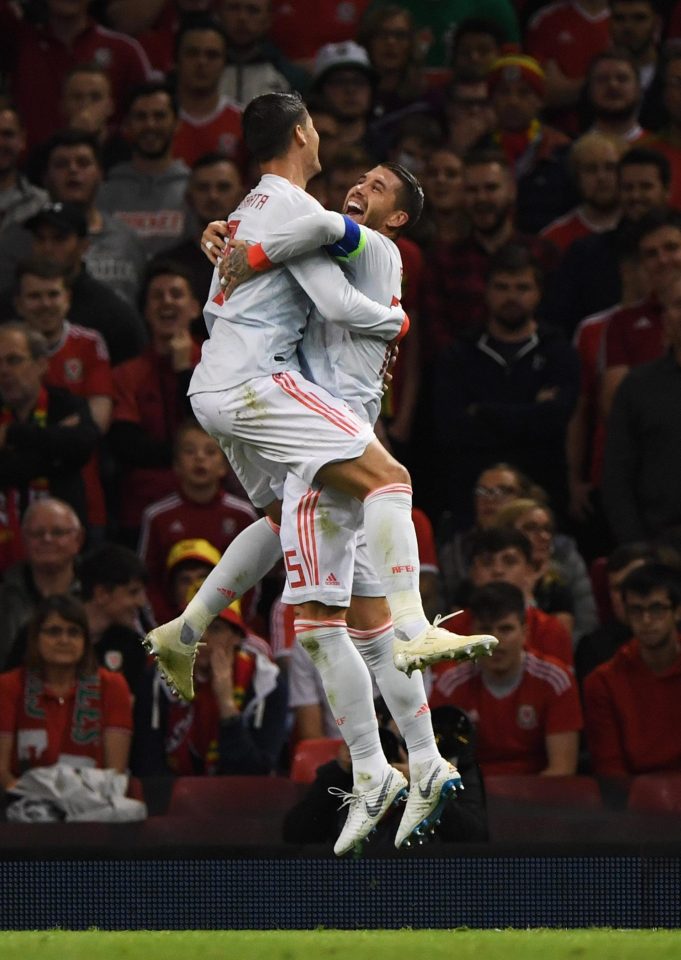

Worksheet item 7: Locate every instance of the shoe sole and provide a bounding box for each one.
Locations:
[398,778,460,848]
[142,634,194,702]
[336,786,408,857]
[395,637,496,677]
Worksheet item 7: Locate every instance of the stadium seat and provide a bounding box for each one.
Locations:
[168,776,302,818]
[290,737,343,783]
[627,774,681,814]
[485,775,604,808]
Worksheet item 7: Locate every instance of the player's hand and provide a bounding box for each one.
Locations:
[382,342,399,394]
[201,221,229,265]
[219,238,255,300]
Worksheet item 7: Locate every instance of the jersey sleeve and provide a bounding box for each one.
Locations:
[287,250,404,340]
[256,210,356,263]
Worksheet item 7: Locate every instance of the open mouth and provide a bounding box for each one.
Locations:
[345,198,364,216]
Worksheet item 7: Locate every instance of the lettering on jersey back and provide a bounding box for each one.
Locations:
[239,192,270,211]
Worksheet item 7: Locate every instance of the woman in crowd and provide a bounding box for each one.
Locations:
[0,595,133,790]
[493,497,598,643]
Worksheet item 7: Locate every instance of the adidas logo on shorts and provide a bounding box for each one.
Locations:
[325,572,340,586]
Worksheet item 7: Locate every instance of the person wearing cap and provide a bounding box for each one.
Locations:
[132,564,287,777]
[312,41,378,151]
[3,199,145,367]
[477,53,572,234]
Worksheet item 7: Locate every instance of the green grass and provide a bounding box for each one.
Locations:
[2,930,681,960]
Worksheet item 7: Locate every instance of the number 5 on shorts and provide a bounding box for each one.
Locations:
[284,549,307,588]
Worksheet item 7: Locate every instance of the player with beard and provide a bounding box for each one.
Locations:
[421,150,559,353]
[431,242,580,530]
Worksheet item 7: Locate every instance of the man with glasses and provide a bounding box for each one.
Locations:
[0,323,98,577]
[0,498,84,669]
[584,562,681,775]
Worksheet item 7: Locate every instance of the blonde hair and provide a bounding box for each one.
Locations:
[493,497,554,531]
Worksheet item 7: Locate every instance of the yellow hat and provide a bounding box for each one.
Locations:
[166,538,221,572]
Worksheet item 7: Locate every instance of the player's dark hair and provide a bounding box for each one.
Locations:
[380,161,424,228]
[243,92,309,162]
[468,581,526,623]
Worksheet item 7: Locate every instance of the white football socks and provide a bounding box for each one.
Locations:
[295,618,389,789]
[363,484,430,642]
[349,620,440,778]
[181,516,283,642]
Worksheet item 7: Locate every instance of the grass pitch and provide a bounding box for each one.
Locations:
[2,929,680,959]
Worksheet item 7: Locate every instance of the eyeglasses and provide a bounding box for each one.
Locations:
[25,527,78,540]
[40,624,84,639]
[475,485,519,499]
[625,602,674,620]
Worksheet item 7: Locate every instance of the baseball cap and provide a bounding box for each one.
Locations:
[166,538,221,572]
[312,41,375,88]
[24,201,88,238]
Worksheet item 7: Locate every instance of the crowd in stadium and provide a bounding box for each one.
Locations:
[1,0,681,833]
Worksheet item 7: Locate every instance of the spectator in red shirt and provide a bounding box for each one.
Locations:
[584,562,681,775]
[525,0,610,134]
[138,418,258,624]
[601,208,681,420]
[0,593,133,791]
[109,259,201,544]
[0,0,153,152]
[12,258,112,534]
[541,131,623,253]
[430,581,582,777]
[172,19,245,171]
[437,526,574,667]
[107,0,217,75]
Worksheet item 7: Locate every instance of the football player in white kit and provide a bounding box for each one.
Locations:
[144,93,496,850]
[211,162,491,851]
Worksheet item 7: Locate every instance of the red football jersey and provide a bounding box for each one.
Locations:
[172,99,245,170]
[430,652,582,775]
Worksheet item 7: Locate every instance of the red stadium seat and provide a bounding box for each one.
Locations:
[627,774,681,814]
[485,775,604,808]
[290,737,343,783]
[168,776,301,818]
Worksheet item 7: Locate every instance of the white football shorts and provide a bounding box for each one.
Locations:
[191,371,374,508]
[280,473,383,607]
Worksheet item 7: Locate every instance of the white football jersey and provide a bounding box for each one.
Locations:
[258,209,403,425]
[189,175,404,395]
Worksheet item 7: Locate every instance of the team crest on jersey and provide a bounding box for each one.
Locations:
[94,47,113,68]
[222,518,237,536]
[104,650,123,672]
[218,133,238,155]
[64,358,83,383]
[517,704,538,730]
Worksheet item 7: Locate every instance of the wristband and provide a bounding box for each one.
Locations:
[247,243,274,272]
